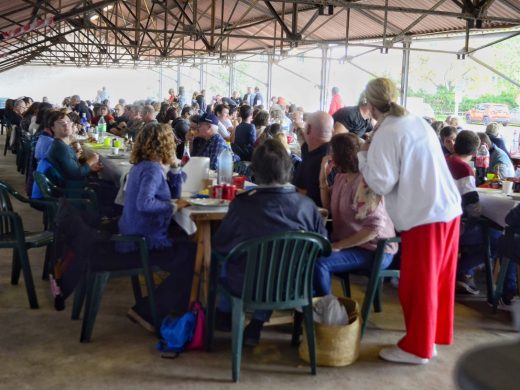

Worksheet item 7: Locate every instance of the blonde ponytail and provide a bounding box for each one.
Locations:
[388,101,407,117]
[365,78,407,117]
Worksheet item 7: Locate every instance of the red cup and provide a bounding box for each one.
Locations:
[287,134,294,144]
[212,185,223,199]
[222,184,237,200]
[232,175,246,190]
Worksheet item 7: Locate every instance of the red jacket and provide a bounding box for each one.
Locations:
[328,94,344,116]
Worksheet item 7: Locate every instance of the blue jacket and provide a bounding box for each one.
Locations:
[47,139,90,188]
[118,161,173,252]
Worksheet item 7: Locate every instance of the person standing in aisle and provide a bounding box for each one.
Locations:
[358,78,462,365]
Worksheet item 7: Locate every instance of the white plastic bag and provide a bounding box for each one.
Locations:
[313,295,349,325]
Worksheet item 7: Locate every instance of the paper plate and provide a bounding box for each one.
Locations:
[188,199,230,207]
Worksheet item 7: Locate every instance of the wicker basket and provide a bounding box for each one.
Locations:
[299,297,361,367]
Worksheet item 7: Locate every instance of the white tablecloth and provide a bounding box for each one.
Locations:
[478,188,519,227]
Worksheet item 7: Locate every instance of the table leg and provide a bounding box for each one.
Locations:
[189,221,212,305]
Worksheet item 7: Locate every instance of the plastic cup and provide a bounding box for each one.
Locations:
[114,139,123,149]
[103,137,111,146]
[503,180,514,195]
[110,147,119,155]
[232,175,246,189]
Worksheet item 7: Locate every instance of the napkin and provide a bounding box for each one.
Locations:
[173,207,197,235]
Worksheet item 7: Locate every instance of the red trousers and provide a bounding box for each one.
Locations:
[397,217,461,359]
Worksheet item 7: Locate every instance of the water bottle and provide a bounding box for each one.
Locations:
[80,113,90,133]
[98,115,107,135]
[475,144,490,185]
[217,147,233,184]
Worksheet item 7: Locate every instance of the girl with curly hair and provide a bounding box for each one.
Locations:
[119,122,196,331]
[314,132,396,296]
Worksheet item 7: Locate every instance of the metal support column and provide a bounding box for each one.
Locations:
[159,64,163,101]
[319,45,329,112]
[177,64,182,90]
[400,38,411,107]
[267,53,273,106]
[228,57,235,96]
[199,61,205,91]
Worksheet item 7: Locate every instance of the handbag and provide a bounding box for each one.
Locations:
[186,301,205,350]
[156,301,206,357]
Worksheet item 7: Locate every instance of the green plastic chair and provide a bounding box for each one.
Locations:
[3,125,12,156]
[0,182,54,309]
[51,199,160,342]
[75,235,160,343]
[334,237,401,337]
[206,230,331,383]
[33,171,98,210]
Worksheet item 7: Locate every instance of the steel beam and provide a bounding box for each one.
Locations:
[468,53,520,88]
[319,45,329,111]
[267,53,273,105]
[400,38,411,107]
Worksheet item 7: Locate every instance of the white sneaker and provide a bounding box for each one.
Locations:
[379,346,429,365]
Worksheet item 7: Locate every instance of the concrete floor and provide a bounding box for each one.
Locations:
[0,132,518,389]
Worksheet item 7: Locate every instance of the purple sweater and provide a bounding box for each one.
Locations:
[118,160,173,252]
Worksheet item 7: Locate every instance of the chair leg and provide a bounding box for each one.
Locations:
[71,275,87,320]
[10,249,21,285]
[483,226,494,303]
[492,257,511,314]
[373,279,383,313]
[340,273,351,297]
[130,275,142,301]
[361,271,384,338]
[80,272,109,343]
[231,298,245,383]
[302,304,317,375]
[140,267,160,338]
[41,245,51,280]
[17,246,39,309]
[291,310,303,347]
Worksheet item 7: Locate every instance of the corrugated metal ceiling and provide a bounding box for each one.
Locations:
[0,0,519,71]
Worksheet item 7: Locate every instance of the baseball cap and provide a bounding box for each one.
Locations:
[199,112,219,126]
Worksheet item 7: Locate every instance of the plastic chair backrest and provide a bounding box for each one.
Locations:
[0,185,14,236]
[231,231,331,309]
[33,171,55,199]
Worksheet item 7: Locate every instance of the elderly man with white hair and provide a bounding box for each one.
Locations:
[485,122,511,159]
[292,111,333,207]
[11,98,26,127]
[192,112,238,170]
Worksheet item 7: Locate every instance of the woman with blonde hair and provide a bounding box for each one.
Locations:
[358,78,462,364]
[118,122,195,331]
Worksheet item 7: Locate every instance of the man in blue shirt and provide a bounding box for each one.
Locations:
[193,112,237,170]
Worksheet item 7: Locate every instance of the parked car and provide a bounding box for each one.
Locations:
[465,103,511,126]
[510,107,520,125]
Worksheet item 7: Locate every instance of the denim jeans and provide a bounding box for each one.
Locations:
[313,246,394,296]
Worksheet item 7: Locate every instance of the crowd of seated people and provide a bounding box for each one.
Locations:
[3,80,520,366]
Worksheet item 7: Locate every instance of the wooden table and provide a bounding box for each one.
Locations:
[187,208,227,304]
[477,187,519,227]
